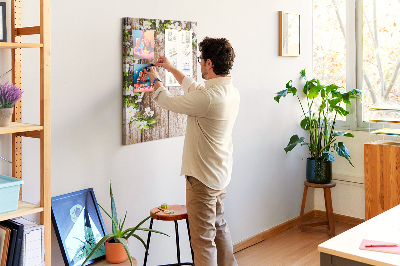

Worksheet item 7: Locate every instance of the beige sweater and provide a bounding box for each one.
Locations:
[153,76,240,190]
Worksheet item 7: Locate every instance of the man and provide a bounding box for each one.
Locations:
[145,37,239,266]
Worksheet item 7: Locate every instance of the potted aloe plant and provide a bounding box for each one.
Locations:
[81,183,168,266]
[274,69,362,183]
[0,82,23,127]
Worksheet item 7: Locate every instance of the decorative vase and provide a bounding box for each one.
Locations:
[0,108,13,127]
[306,158,332,184]
[105,238,128,264]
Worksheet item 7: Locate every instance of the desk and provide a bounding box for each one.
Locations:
[318,205,400,265]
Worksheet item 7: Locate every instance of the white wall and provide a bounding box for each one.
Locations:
[1,0,314,264]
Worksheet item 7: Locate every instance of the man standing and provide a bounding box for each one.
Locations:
[145,37,239,266]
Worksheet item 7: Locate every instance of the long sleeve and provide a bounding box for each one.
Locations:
[153,79,210,117]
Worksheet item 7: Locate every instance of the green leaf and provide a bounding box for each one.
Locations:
[321,151,335,162]
[81,234,114,266]
[325,84,339,94]
[121,211,127,231]
[284,135,305,153]
[300,117,310,130]
[328,97,342,108]
[114,238,133,266]
[147,118,157,125]
[136,227,170,237]
[274,89,288,103]
[110,182,118,234]
[332,131,346,137]
[300,69,306,79]
[98,204,120,236]
[131,234,148,250]
[341,92,351,105]
[123,211,160,239]
[343,133,354,137]
[307,85,320,99]
[335,142,354,167]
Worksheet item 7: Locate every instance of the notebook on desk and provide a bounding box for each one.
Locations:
[360,239,400,255]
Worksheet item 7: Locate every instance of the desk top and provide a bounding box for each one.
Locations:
[318,205,400,266]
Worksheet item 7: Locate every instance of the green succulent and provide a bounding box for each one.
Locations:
[81,183,168,266]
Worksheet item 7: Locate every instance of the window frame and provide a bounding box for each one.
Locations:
[315,0,400,131]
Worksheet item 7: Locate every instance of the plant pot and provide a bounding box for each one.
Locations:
[105,238,128,264]
[306,158,332,184]
[0,108,13,127]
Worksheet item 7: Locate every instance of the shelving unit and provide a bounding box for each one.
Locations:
[0,0,51,265]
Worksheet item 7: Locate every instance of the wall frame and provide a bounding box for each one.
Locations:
[0,2,6,42]
[51,188,107,266]
[279,11,300,56]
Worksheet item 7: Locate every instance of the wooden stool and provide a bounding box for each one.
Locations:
[143,205,194,266]
[298,181,336,237]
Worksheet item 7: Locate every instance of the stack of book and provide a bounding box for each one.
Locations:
[0,218,44,266]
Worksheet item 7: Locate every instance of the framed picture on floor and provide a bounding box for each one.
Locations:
[51,188,107,266]
[279,11,300,56]
[0,2,6,42]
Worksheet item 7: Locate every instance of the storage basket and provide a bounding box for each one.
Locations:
[0,175,24,214]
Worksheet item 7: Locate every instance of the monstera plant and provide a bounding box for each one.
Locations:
[274,69,362,183]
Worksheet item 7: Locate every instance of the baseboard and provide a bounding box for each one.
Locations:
[233,210,365,253]
[233,210,315,253]
[314,210,364,226]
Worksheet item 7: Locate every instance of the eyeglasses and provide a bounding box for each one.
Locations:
[197,56,203,63]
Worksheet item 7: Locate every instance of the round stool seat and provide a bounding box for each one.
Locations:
[150,205,188,221]
[304,181,336,188]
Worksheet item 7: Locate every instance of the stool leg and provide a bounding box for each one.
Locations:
[174,220,182,265]
[324,188,335,237]
[186,218,194,264]
[298,185,308,231]
[143,218,154,266]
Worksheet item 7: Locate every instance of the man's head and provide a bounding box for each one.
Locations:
[199,37,235,80]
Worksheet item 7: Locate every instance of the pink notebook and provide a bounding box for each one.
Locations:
[359,239,400,255]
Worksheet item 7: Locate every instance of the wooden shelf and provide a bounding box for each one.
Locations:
[0,42,43,49]
[0,201,43,222]
[0,122,42,134]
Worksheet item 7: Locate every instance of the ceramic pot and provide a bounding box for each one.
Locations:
[0,108,13,127]
[306,157,332,184]
[105,238,128,264]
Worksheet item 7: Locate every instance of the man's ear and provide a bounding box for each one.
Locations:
[206,59,213,69]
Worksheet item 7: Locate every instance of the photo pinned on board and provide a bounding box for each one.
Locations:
[133,64,154,93]
[132,30,155,60]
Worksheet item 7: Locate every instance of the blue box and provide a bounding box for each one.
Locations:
[0,175,24,214]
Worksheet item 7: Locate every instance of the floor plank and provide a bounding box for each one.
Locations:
[234,217,354,266]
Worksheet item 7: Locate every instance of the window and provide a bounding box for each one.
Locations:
[313,0,400,130]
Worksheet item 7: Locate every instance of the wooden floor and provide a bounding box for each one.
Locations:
[234,217,354,266]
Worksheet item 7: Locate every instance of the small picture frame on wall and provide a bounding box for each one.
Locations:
[279,11,300,56]
[0,2,6,42]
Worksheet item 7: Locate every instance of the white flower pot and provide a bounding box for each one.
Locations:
[0,108,14,127]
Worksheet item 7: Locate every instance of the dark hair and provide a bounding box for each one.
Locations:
[199,37,235,75]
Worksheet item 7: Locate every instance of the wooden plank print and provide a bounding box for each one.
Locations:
[122,18,197,145]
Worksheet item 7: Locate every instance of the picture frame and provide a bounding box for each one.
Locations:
[0,2,6,42]
[51,188,107,266]
[279,11,300,56]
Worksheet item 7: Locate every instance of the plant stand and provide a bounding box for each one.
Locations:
[298,181,336,237]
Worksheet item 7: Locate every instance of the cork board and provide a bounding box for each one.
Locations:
[122,18,198,145]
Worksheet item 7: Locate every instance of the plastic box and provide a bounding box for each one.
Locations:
[0,175,24,214]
